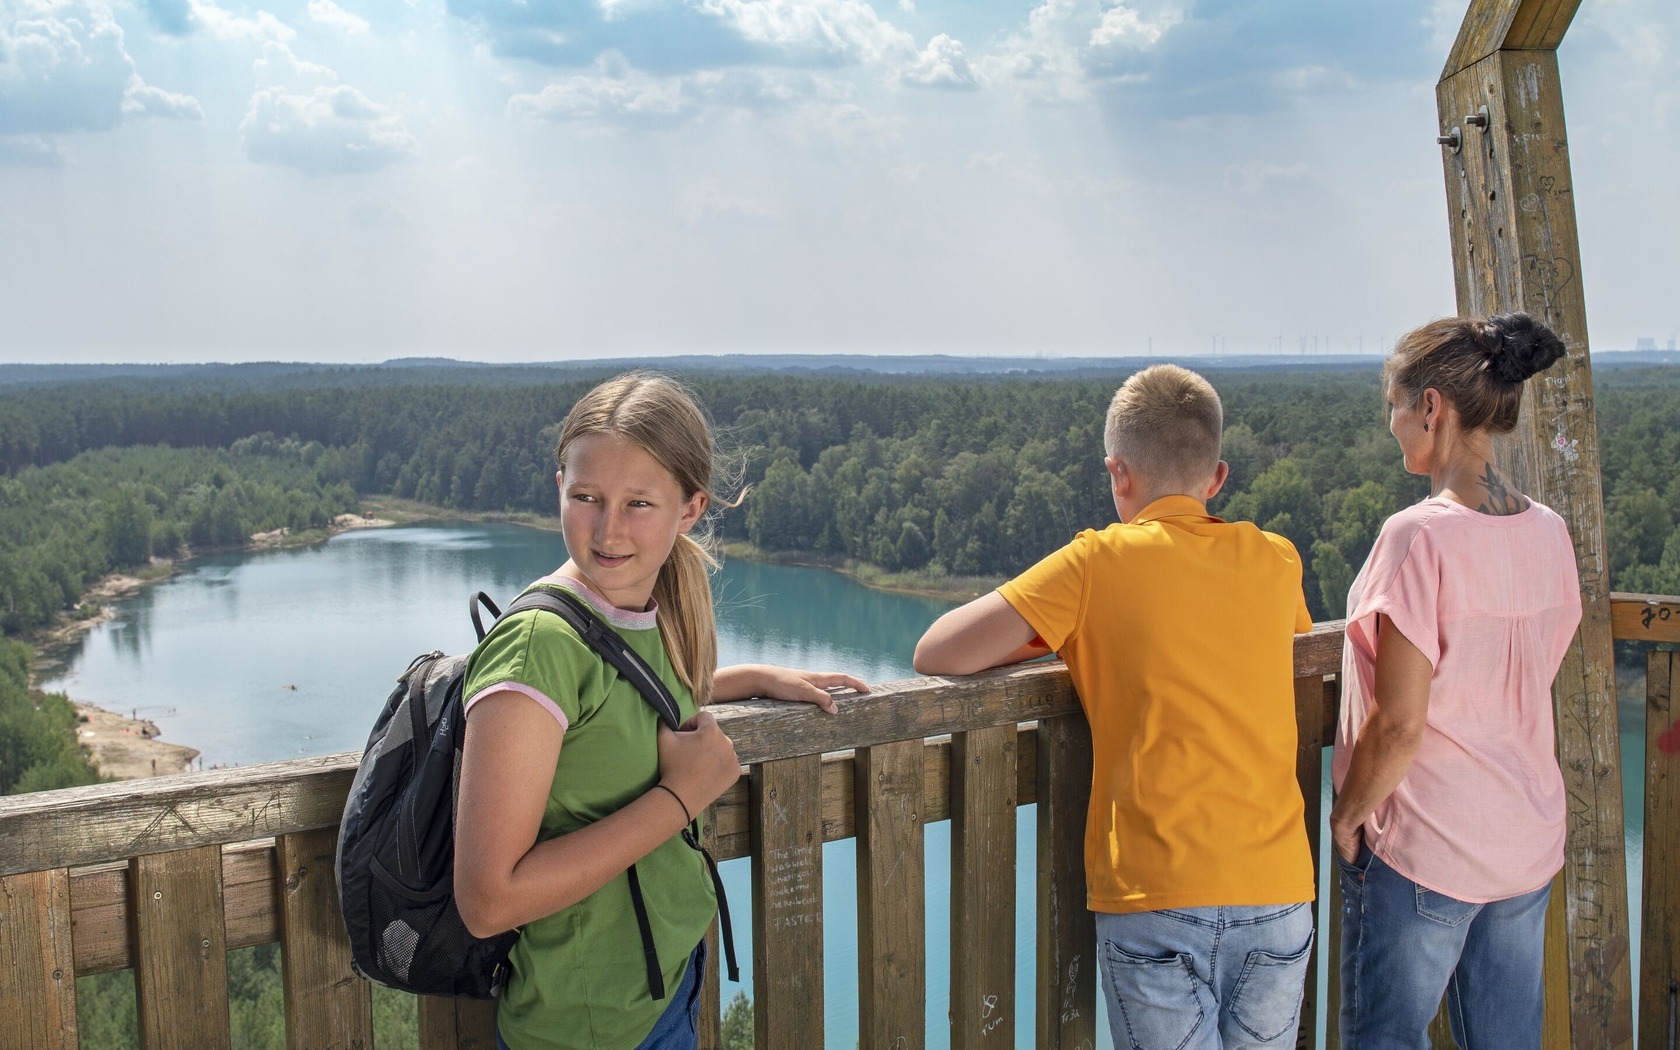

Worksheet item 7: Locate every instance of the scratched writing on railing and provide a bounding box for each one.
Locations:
[1639,603,1678,630]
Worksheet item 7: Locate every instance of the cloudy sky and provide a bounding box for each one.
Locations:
[1,0,1674,363]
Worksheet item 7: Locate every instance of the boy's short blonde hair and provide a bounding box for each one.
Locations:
[1103,364,1223,492]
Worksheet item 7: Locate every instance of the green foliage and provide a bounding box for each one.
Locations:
[721,990,753,1050]
[0,638,100,794]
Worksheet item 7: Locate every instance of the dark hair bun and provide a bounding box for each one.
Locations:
[1487,312,1566,383]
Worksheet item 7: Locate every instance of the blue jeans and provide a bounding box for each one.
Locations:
[1096,902,1314,1050]
[498,940,706,1050]
[1338,845,1550,1050]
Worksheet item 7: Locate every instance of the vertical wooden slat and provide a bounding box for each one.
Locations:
[950,723,1016,1048]
[276,828,372,1050]
[1436,27,1633,1046]
[1035,714,1094,1050]
[1293,675,1324,1050]
[417,995,497,1050]
[0,867,78,1050]
[130,846,231,1050]
[1325,863,1342,1050]
[751,754,824,1049]
[698,805,723,1050]
[856,738,926,1050]
[1641,652,1678,1049]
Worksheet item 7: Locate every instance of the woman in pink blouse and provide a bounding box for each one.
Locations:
[1330,312,1581,1050]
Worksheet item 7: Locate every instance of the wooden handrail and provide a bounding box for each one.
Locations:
[0,594,1670,1050]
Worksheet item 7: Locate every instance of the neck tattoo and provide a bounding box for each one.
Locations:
[1476,463,1526,515]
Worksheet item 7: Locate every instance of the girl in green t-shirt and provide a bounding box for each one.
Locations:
[454,372,866,1050]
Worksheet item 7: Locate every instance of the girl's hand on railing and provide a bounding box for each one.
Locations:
[657,711,742,814]
[712,663,870,714]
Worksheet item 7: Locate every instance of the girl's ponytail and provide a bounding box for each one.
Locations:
[653,532,720,705]
[556,371,737,706]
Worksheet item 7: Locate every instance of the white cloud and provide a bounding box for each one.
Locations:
[123,76,204,119]
[254,40,339,85]
[1089,2,1181,51]
[886,162,921,183]
[696,0,914,65]
[0,0,202,134]
[306,0,369,36]
[673,176,782,225]
[0,132,64,165]
[901,34,977,90]
[240,84,418,174]
[189,0,295,43]
[509,58,804,129]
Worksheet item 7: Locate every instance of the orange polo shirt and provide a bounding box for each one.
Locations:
[999,494,1315,913]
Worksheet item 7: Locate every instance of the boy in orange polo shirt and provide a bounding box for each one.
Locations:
[915,364,1315,1049]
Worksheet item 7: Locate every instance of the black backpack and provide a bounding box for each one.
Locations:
[336,586,738,999]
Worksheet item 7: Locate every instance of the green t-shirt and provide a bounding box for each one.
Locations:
[462,577,715,1050]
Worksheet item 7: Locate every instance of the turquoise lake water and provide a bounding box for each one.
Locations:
[40,521,1650,1045]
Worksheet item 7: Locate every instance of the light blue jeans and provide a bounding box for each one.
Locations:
[1096,902,1314,1050]
[498,940,705,1050]
[1338,845,1550,1050]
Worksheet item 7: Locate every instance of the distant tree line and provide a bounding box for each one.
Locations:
[3,367,1678,634]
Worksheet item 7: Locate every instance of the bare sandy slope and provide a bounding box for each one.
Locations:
[73,703,199,779]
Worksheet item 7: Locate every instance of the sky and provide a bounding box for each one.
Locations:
[0,0,1674,364]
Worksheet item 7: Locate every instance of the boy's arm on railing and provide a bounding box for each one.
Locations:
[914,592,1050,676]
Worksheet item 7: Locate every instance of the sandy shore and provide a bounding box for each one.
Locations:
[72,703,200,779]
[34,511,394,781]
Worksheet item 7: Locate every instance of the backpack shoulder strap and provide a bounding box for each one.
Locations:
[489,587,685,732]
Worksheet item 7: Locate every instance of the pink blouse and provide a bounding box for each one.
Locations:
[1332,496,1582,902]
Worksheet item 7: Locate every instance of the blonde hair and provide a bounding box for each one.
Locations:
[1385,312,1566,434]
[555,372,734,704]
[1103,364,1223,492]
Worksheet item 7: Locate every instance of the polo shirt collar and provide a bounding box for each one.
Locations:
[1130,494,1223,526]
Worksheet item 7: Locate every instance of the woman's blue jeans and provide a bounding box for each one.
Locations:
[1096,902,1314,1050]
[1338,845,1550,1050]
[498,940,705,1050]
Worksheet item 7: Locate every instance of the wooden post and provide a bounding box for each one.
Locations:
[856,739,927,1049]
[1035,714,1095,1050]
[276,828,372,1050]
[1642,652,1677,1050]
[1293,675,1327,1050]
[1437,3,1633,1045]
[750,755,825,1049]
[417,995,496,1050]
[0,868,78,1050]
[950,723,1016,1048]
[130,846,232,1050]
[698,804,724,1050]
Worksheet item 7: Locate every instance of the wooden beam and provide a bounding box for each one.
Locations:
[1442,0,1581,81]
[130,846,232,1049]
[1641,653,1678,1050]
[1034,714,1095,1050]
[949,724,1017,1048]
[855,739,926,1050]
[276,828,372,1050]
[1437,36,1634,1050]
[750,755,825,1049]
[0,868,78,1050]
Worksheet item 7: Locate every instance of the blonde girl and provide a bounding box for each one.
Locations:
[455,373,865,1050]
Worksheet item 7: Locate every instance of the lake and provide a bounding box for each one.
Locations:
[41,521,1649,1045]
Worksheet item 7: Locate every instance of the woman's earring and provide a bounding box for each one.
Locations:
[1423,422,1431,432]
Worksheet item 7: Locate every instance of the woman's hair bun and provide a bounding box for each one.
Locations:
[1486,311,1566,384]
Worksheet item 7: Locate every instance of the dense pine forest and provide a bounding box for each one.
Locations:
[2,360,1677,1048]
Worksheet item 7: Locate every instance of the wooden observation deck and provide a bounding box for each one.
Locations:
[1,595,1676,1049]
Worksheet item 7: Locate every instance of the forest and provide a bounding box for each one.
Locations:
[2,360,1678,1047]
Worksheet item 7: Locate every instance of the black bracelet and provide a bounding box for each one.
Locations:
[653,783,692,824]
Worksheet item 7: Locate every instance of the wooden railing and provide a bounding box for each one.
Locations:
[0,596,1675,1050]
